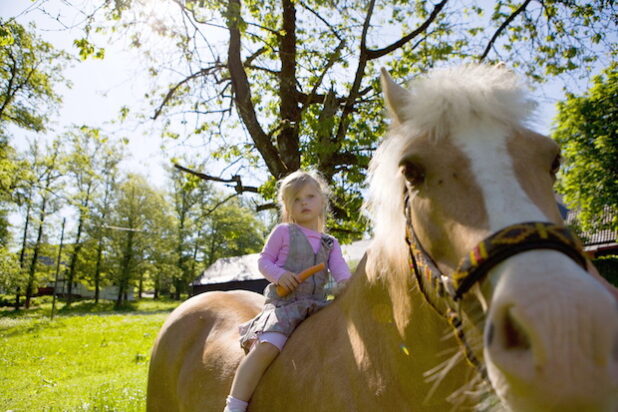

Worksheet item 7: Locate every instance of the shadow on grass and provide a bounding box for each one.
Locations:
[58,300,137,314]
[1,298,182,337]
[0,298,182,320]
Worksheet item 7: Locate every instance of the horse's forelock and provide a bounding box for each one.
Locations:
[366,64,537,279]
[365,130,410,278]
[400,64,536,139]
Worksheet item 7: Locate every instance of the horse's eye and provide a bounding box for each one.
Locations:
[400,161,425,186]
[550,154,561,177]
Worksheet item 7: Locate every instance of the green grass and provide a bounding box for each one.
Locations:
[0,298,181,411]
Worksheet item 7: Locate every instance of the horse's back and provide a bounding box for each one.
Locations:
[147,290,264,412]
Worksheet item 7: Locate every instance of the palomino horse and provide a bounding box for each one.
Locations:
[147,64,618,411]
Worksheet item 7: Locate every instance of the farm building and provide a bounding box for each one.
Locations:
[190,239,370,296]
[37,280,135,301]
[568,207,618,258]
[567,207,618,286]
[15,252,136,301]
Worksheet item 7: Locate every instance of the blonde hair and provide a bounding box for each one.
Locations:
[277,170,330,232]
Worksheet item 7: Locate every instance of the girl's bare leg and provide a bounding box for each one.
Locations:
[230,341,280,401]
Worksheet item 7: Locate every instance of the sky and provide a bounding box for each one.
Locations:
[2,0,602,228]
[2,0,577,189]
[2,0,192,188]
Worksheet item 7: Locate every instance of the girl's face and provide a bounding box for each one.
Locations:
[289,182,323,229]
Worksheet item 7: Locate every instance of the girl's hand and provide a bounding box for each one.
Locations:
[277,271,300,293]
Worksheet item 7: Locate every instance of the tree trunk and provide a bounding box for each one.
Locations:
[93,239,103,304]
[25,198,47,309]
[115,230,134,309]
[175,198,187,301]
[276,0,301,172]
[153,270,160,300]
[226,0,287,178]
[138,272,144,299]
[66,184,92,305]
[14,287,20,310]
[95,172,113,304]
[191,229,200,282]
[66,215,84,306]
[16,201,31,309]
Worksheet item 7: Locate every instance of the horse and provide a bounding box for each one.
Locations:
[147,64,618,411]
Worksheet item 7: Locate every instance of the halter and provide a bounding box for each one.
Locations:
[403,195,588,378]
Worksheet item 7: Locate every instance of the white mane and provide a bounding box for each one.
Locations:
[365,64,537,278]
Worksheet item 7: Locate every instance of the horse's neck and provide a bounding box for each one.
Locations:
[254,254,475,410]
[333,255,475,406]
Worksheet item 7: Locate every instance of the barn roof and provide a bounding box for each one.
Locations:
[566,206,618,252]
[191,239,371,286]
[191,253,261,286]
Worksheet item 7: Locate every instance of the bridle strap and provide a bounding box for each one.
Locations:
[403,195,588,381]
[405,193,587,302]
[451,222,587,300]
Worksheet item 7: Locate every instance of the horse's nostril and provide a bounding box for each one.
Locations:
[503,307,530,350]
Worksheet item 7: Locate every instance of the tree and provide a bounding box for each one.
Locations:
[0,247,22,296]
[0,136,28,246]
[142,208,178,300]
[107,174,169,308]
[62,126,114,305]
[0,19,72,133]
[59,0,615,240]
[167,163,265,298]
[168,164,206,299]
[200,195,265,267]
[85,138,123,303]
[0,19,70,255]
[22,137,66,308]
[552,62,617,236]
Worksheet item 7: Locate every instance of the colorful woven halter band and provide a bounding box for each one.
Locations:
[451,221,588,300]
[403,195,588,377]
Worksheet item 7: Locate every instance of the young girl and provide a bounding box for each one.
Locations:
[224,170,351,412]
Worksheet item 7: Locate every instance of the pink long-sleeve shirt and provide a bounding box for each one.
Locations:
[258,224,352,284]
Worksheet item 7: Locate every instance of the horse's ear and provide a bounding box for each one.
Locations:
[494,61,508,70]
[380,68,410,123]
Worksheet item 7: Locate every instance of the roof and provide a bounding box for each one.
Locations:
[191,239,371,286]
[566,206,617,251]
[191,253,261,286]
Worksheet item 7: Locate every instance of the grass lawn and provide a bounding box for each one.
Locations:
[0,298,181,411]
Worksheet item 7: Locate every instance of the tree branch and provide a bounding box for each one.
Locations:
[226,0,287,178]
[174,164,259,194]
[478,0,533,62]
[245,46,268,67]
[298,39,346,115]
[299,0,343,41]
[152,65,223,120]
[256,202,277,212]
[246,64,279,76]
[366,0,449,60]
[202,193,238,215]
[332,0,376,144]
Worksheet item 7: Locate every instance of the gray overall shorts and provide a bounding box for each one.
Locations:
[239,224,333,353]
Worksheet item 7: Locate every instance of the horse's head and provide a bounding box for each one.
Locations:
[367,64,618,411]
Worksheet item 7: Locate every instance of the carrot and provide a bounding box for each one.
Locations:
[276,262,326,297]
